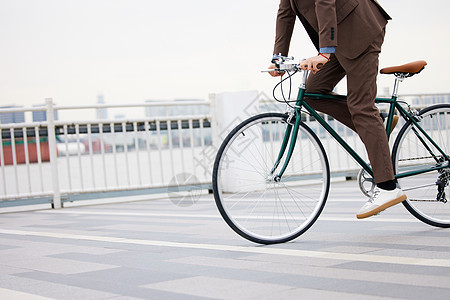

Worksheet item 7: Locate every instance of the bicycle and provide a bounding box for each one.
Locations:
[212,55,450,244]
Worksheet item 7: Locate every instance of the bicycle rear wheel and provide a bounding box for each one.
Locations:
[212,113,330,244]
[392,104,450,227]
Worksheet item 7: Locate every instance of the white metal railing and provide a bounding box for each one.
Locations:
[0,93,448,209]
[1,99,213,208]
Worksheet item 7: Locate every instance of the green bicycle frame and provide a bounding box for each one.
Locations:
[273,81,450,181]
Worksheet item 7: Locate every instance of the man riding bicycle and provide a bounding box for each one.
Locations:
[268,0,406,219]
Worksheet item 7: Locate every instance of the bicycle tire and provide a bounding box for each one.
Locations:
[212,113,330,244]
[392,104,450,227]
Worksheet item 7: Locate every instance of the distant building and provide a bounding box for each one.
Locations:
[32,110,46,122]
[32,104,58,122]
[0,106,25,124]
[410,94,450,106]
[96,94,108,120]
[145,99,209,118]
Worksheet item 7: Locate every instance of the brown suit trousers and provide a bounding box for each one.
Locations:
[305,29,394,183]
[273,0,394,183]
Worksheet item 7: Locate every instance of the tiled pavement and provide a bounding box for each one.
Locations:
[0,180,450,299]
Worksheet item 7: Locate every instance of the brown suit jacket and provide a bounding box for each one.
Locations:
[273,0,391,59]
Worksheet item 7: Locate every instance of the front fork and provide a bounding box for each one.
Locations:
[268,108,302,182]
[268,82,307,182]
[267,86,308,182]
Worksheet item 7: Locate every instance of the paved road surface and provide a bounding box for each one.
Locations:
[0,179,449,299]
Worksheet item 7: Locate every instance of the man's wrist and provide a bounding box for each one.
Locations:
[319,46,335,54]
[318,53,330,61]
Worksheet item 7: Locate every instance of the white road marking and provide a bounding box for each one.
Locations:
[0,228,447,268]
[39,210,417,223]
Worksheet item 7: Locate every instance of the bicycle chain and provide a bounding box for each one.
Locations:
[399,156,449,203]
[398,156,434,162]
[409,199,442,202]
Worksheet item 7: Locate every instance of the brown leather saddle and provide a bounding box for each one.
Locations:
[380,60,427,77]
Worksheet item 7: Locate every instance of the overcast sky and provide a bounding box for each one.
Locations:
[0,0,449,109]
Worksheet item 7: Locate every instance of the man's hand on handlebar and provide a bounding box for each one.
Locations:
[266,53,330,76]
[267,64,285,77]
[300,54,330,74]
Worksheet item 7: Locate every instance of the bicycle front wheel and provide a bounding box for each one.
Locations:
[212,113,330,244]
[392,104,450,227]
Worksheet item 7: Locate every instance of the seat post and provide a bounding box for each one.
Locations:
[392,75,405,98]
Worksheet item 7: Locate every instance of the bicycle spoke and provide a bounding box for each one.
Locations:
[213,113,330,244]
[393,104,450,227]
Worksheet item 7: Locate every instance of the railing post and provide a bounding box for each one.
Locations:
[210,91,260,192]
[210,90,260,149]
[46,98,62,209]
